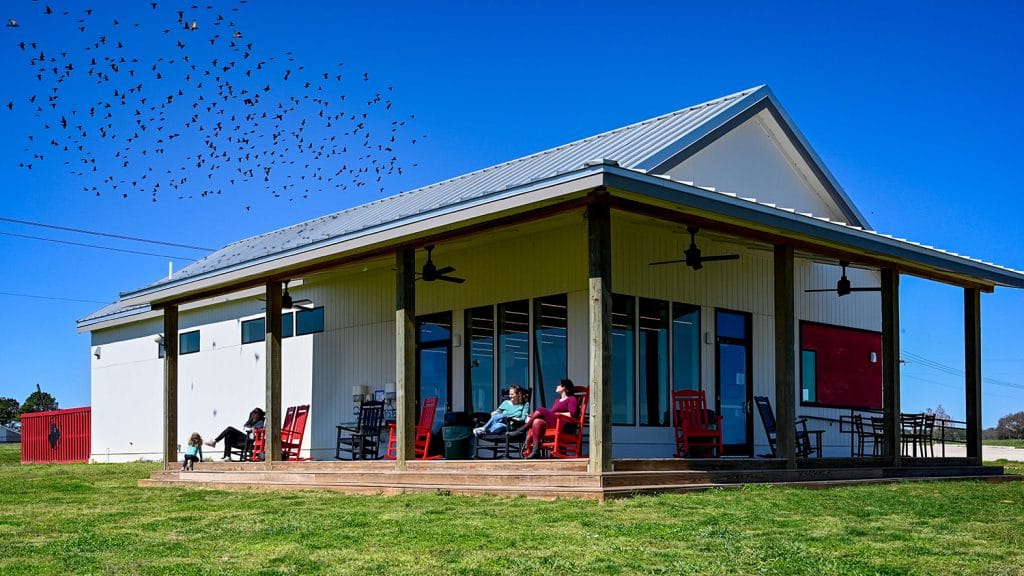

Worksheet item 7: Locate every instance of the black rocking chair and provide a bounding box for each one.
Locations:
[754,395,823,458]
[474,419,528,459]
[336,401,386,460]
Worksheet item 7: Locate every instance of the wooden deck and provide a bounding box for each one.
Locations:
[140,458,1021,500]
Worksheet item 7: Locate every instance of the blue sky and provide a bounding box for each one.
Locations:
[1,1,1021,427]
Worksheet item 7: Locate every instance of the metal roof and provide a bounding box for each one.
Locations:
[124,85,788,295]
[77,85,1024,329]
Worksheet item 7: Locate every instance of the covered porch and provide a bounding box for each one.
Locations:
[130,164,1023,496]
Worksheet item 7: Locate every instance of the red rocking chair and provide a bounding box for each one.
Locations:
[538,386,589,458]
[249,404,311,461]
[672,390,722,458]
[385,396,443,460]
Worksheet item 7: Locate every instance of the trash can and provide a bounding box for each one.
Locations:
[442,425,472,460]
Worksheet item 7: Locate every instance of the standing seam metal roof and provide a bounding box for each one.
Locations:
[129,86,768,293]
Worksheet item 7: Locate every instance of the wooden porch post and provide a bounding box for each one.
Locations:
[265,281,283,463]
[162,305,179,468]
[773,244,796,468]
[964,288,982,464]
[395,248,417,468]
[587,190,613,473]
[881,269,901,465]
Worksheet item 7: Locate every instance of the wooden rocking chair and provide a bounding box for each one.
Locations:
[672,390,722,458]
[385,396,443,460]
[248,404,311,461]
[538,386,589,459]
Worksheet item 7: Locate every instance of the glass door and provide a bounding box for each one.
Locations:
[715,309,752,456]
[417,312,451,433]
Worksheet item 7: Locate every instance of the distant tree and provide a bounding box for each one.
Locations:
[925,405,963,442]
[20,384,58,414]
[995,411,1024,439]
[0,397,19,427]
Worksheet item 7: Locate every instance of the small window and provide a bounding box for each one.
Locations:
[158,341,165,359]
[801,350,817,403]
[179,331,200,355]
[241,318,265,344]
[295,307,324,335]
[283,312,295,338]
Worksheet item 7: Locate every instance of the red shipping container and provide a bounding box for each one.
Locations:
[20,407,91,464]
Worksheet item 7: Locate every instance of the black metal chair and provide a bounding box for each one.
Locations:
[474,419,528,459]
[753,395,822,458]
[336,401,386,460]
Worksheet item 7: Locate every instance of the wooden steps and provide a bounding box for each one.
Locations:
[142,459,1019,500]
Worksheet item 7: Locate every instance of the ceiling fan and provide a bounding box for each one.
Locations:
[418,245,465,284]
[649,226,740,270]
[260,280,314,309]
[805,260,881,297]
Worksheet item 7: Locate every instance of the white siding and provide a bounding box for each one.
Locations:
[665,111,848,223]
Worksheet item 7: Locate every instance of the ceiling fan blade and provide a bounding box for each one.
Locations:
[804,288,840,293]
[649,259,687,266]
[437,275,466,284]
[699,254,740,263]
[434,266,456,276]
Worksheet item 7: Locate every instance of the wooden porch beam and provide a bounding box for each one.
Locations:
[773,244,796,468]
[964,288,982,464]
[881,269,901,466]
[265,281,282,463]
[587,190,613,473]
[395,248,416,468]
[162,305,178,467]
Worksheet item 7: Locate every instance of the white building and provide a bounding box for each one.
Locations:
[78,86,1024,469]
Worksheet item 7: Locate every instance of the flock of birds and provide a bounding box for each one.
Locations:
[4,1,421,205]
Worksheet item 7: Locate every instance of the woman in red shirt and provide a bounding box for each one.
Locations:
[521,379,578,459]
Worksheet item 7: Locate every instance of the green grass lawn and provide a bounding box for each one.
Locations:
[985,439,1024,449]
[1,443,1023,576]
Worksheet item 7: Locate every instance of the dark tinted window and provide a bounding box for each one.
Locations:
[295,307,324,335]
[179,330,200,355]
[241,318,265,344]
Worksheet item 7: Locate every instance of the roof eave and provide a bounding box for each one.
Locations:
[603,167,1024,289]
[117,168,608,308]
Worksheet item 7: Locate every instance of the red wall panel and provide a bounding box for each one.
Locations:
[20,407,91,464]
[801,323,882,409]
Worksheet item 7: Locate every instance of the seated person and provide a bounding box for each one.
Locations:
[473,385,530,437]
[205,407,265,460]
[521,379,578,458]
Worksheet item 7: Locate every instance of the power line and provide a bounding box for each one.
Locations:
[0,291,110,305]
[902,349,1024,391]
[0,231,198,261]
[0,216,213,251]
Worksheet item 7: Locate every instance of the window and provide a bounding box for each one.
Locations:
[611,294,636,425]
[282,312,294,338]
[639,298,670,426]
[295,307,324,335]
[533,294,568,409]
[240,312,298,343]
[466,306,495,414]
[672,303,701,392]
[241,318,265,344]
[800,322,882,409]
[498,300,530,400]
[613,295,702,427]
[179,330,200,355]
[464,294,570,412]
[801,350,817,403]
